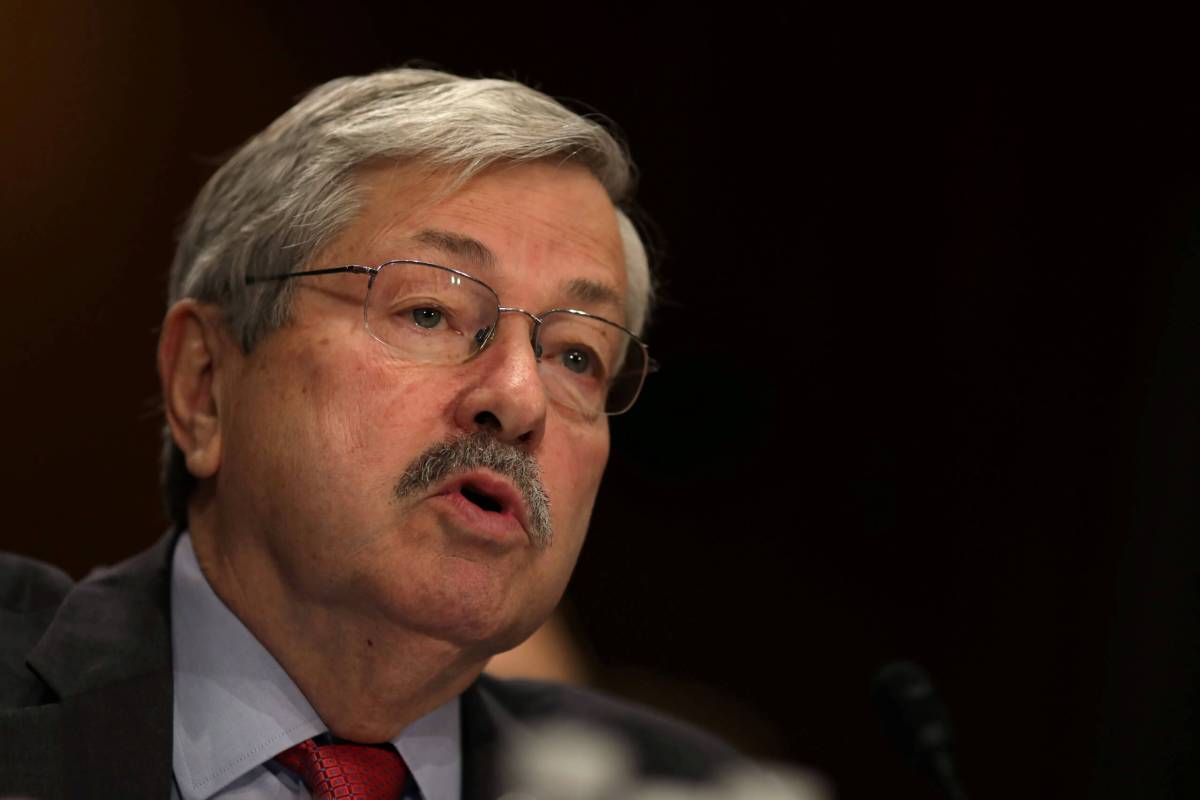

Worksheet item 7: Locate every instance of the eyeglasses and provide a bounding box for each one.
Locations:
[246,259,654,417]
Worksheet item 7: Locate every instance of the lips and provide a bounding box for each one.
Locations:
[431,470,533,541]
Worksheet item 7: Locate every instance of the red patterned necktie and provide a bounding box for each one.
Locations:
[274,737,408,799]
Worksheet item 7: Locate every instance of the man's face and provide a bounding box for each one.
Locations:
[209,160,626,655]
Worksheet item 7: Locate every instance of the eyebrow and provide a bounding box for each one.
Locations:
[411,227,625,317]
[411,228,497,271]
[561,277,625,316]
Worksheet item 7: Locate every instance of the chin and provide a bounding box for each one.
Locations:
[382,561,557,653]
[414,606,547,661]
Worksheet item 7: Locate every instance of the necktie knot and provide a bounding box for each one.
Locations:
[275,737,408,799]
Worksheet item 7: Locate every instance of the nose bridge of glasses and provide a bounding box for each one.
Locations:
[495,307,544,355]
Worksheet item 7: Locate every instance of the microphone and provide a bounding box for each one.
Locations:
[871,661,968,800]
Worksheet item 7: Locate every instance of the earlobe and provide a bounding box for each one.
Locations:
[158,300,230,481]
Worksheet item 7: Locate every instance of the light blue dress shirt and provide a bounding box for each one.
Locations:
[169,533,462,800]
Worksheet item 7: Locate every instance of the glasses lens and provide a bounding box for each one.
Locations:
[537,312,648,416]
[366,262,498,363]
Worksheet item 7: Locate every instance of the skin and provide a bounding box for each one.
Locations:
[158,160,627,741]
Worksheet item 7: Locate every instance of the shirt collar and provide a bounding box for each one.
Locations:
[171,532,461,800]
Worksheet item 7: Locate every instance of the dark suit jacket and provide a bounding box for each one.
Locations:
[0,534,738,798]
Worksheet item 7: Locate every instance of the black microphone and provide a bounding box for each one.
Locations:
[871,661,968,800]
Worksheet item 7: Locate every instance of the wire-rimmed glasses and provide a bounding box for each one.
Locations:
[246,259,653,417]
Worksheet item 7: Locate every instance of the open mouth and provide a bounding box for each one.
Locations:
[460,483,504,513]
[433,471,530,539]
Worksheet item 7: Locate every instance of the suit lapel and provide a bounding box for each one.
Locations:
[21,532,178,796]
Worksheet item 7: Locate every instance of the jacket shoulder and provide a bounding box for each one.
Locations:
[0,552,76,707]
[0,552,74,613]
[474,674,742,781]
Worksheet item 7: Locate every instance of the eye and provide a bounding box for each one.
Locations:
[411,307,443,329]
[561,348,593,375]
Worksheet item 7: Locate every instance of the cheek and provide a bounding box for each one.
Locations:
[286,342,382,467]
[544,417,610,529]
[300,342,452,472]
[229,336,458,519]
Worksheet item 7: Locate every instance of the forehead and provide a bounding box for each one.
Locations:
[318,160,628,315]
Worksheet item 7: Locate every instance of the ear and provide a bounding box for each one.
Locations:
[158,300,236,481]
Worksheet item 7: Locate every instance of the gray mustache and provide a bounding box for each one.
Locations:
[394,432,553,547]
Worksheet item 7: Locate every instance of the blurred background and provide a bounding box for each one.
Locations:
[4,5,1200,798]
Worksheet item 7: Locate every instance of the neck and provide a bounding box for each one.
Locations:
[188,519,487,742]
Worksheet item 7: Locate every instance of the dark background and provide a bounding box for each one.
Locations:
[4,5,1199,798]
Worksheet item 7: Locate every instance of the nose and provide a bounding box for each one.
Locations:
[452,312,547,448]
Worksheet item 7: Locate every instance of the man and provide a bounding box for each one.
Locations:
[0,68,737,798]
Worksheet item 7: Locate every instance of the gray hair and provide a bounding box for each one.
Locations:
[163,67,652,529]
